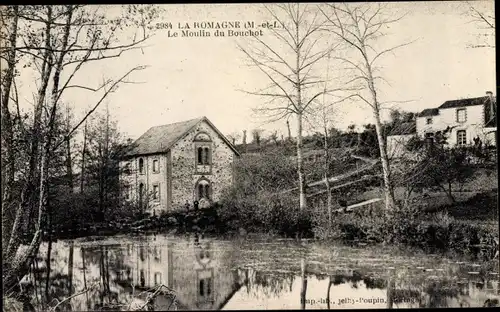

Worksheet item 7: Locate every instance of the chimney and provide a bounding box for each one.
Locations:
[486,91,496,122]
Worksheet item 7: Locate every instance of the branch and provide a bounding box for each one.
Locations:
[238,44,297,110]
[49,282,100,312]
[52,65,147,151]
[467,2,495,29]
[2,35,152,55]
[369,40,416,67]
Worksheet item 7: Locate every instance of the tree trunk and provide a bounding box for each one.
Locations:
[80,121,87,193]
[103,105,110,214]
[296,113,307,210]
[300,258,307,309]
[65,138,74,192]
[295,26,306,210]
[99,143,105,221]
[439,184,456,204]
[324,126,332,225]
[44,235,53,302]
[287,120,292,141]
[6,5,53,266]
[82,248,90,309]
[386,275,394,309]
[242,130,247,153]
[373,109,396,213]
[67,241,74,310]
[362,48,396,213]
[326,277,333,310]
[1,5,19,259]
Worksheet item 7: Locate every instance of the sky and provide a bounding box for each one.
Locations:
[16,1,496,143]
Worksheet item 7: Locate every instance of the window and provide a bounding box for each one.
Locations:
[457,108,466,123]
[199,278,213,297]
[426,117,433,125]
[197,182,210,200]
[197,147,203,164]
[152,159,159,173]
[138,158,145,174]
[152,184,160,201]
[197,147,211,165]
[457,130,467,146]
[154,272,162,286]
[204,147,210,165]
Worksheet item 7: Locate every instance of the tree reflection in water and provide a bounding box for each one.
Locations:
[18,236,500,310]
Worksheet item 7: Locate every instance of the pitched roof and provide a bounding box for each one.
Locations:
[389,121,416,135]
[418,108,439,117]
[125,116,240,157]
[438,96,490,109]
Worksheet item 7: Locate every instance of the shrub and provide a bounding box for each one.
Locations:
[311,201,498,260]
[218,151,314,235]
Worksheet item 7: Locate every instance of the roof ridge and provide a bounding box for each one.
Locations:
[149,116,205,129]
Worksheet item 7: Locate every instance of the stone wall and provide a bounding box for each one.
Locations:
[119,153,169,215]
[170,120,235,210]
[120,119,236,213]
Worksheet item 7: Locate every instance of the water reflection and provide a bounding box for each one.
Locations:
[21,234,499,310]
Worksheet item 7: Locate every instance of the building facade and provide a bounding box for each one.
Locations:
[415,92,497,147]
[120,117,240,215]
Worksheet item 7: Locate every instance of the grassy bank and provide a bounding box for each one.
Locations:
[40,207,226,241]
[311,189,498,261]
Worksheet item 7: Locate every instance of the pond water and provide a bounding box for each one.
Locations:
[21,233,500,310]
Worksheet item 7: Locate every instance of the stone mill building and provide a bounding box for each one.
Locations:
[119,116,240,215]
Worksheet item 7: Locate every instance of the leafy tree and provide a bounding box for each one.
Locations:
[395,136,475,204]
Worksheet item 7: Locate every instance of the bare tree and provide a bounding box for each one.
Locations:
[1,4,160,292]
[463,1,495,48]
[237,3,340,210]
[242,130,247,152]
[251,128,264,147]
[226,131,241,146]
[308,54,343,225]
[286,118,292,141]
[320,3,413,213]
[268,130,280,146]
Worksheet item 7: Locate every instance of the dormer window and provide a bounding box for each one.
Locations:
[426,117,433,125]
[456,108,466,123]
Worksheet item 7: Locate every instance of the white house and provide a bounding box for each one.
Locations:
[416,91,497,147]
